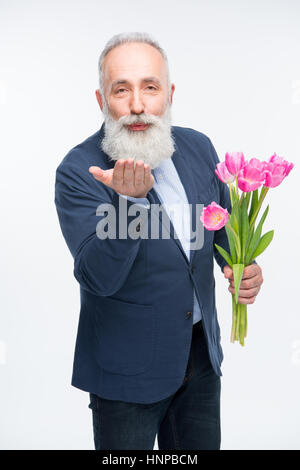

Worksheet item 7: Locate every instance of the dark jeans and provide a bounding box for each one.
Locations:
[88,320,221,450]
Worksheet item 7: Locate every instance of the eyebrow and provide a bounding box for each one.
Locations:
[111,76,162,90]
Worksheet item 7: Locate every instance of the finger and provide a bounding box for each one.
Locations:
[223,265,233,279]
[228,285,260,297]
[134,160,145,189]
[123,158,135,186]
[236,295,257,305]
[89,166,103,178]
[241,279,260,289]
[230,278,262,290]
[144,163,152,186]
[242,264,260,279]
[112,159,125,188]
[242,274,264,288]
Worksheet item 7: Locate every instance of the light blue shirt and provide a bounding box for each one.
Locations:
[119,157,202,325]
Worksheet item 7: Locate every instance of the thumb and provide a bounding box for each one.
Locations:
[223,265,233,279]
[89,166,113,187]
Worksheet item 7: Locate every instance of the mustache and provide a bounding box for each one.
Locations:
[116,113,163,129]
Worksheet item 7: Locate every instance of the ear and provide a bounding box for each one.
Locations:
[95,89,103,111]
[169,83,175,105]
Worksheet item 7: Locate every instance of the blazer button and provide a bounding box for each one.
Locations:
[186,311,193,319]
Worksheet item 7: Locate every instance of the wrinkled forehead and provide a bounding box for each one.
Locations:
[103,42,168,90]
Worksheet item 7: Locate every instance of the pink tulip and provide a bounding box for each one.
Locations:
[237,158,266,192]
[269,153,294,176]
[262,153,294,187]
[215,161,236,184]
[225,152,245,176]
[263,162,289,187]
[200,201,229,231]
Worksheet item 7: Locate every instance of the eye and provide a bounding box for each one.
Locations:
[115,86,157,94]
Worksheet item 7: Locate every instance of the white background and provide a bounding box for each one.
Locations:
[1,0,299,450]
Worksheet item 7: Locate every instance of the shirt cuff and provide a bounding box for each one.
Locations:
[117,193,150,209]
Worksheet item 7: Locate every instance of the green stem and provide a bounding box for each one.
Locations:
[239,303,246,346]
[230,293,237,342]
[235,175,240,199]
[236,301,240,342]
[228,182,233,209]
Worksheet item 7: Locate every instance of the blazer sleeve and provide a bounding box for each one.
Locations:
[54,154,150,296]
[206,137,257,272]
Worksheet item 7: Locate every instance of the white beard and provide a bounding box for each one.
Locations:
[100,100,176,169]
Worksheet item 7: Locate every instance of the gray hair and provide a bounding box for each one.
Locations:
[97,32,171,101]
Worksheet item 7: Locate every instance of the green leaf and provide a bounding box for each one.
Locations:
[225,224,237,264]
[231,185,238,207]
[214,243,233,267]
[245,191,251,211]
[232,263,245,304]
[245,224,255,256]
[230,200,240,237]
[239,192,245,207]
[232,185,239,202]
[251,230,274,259]
[245,204,269,265]
[226,222,241,261]
[232,213,239,235]
[249,189,259,222]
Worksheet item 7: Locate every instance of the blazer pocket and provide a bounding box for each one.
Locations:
[93,297,156,376]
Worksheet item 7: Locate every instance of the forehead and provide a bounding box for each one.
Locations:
[103,42,167,85]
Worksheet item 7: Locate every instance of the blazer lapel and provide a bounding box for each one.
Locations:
[170,140,199,267]
[148,138,199,266]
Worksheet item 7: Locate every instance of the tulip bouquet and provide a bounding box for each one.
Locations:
[200,152,294,346]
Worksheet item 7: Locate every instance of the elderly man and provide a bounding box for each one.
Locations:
[54,32,263,450]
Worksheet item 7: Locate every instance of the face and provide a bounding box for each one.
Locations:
[95,42,176,169]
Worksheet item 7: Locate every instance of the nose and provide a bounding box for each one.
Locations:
[129,90,144,115]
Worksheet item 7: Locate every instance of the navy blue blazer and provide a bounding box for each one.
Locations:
[54,123,233,404]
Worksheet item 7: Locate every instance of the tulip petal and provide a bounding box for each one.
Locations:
[200,201,229,231]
